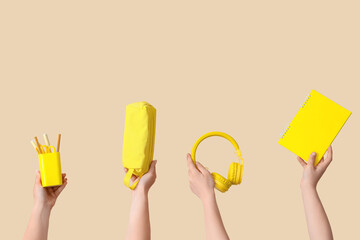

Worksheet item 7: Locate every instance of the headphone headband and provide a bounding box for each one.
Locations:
[191,131,243,164]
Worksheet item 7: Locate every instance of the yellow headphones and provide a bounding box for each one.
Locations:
[191,131,244,193]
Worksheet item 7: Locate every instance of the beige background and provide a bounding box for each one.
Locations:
[0,1,359,239]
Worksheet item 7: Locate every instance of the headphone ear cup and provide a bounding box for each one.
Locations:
[228,162,243,185]
[211,172,232,193]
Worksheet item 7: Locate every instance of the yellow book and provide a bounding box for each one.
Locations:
[279,90,351,165]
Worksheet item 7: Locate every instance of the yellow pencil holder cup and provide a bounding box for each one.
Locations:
[39,152,63,187]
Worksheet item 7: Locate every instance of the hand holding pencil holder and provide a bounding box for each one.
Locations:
[32,134,63,187]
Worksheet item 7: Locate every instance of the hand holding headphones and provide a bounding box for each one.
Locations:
[191,132,244,193]
[186,154,216,200]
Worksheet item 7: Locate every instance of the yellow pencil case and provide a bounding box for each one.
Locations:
[39,152,63,187]
[122,101,156,190]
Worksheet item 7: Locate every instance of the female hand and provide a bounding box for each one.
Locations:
[33,171,68,210]
[124,160,157,194]
[297,145,333,189]
[186,153,215,201]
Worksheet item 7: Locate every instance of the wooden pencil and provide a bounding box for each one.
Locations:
[43,133,50,153]
[43,133,51,146]
[30,140,40,154]
[34,136,43,154]
[57,134,61,152]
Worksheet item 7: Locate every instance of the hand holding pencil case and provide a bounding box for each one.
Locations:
[122,102,156,190]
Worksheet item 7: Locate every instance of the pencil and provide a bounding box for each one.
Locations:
[34,136,43,154]
[43,133,50,153]
[30,140,40,154]
[43,133,50,146]
[57,134,61,152]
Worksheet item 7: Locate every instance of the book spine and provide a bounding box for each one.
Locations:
[301,93,312,108]
[281,93,312,139]
[280,125,290,139]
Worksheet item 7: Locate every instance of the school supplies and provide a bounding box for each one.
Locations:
[122,102,156,190]
[279,90,351,165]
[43,134,51,151]
[34,137,43,154]
[31,133,63,187]
[30,140,40,154]
[191,132,244,193]
[57,134,61,152]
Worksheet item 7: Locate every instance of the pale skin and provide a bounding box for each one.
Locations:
[186,153,230,240]
[125,160,157,240]
[23,171,68,240]
[297,146,334,240]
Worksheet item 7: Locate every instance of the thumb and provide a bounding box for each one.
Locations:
[196,162,209,175]
[35,170,42,185]
[148,160,157,174]
[308,152,316,167]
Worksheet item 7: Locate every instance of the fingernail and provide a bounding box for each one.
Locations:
[311,152,316,156]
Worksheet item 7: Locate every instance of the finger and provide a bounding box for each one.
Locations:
[130,174,137,183]
[318,146,333,172]
[186,153,198,173]
[297,156,307,168]
[308,152,316,167]
[55,181,67,196]
[316,157,325,166]
[52,185,62,192]
[148,160,157,175]
[123,167,136,183]
[54,177,68,191]
[35,170,42,185]
[46,187,55,195]
[324,145,333,167]
[196,162,209,175]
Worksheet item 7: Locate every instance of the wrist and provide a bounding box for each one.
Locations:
[201,190,216,204]
[33,202,52,216]
[132,187,149,198]
[300,181,317,192]
[34,199,53,209]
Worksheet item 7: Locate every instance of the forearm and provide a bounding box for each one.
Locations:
[126,189,151,240]
[23,204,51,240]
[202,192,230,240]
[301,185,333,240]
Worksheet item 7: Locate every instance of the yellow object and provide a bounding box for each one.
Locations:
[191,132,244,193]
[30,140,40,154]
[123,102,156,190]
[38,151,63,187]
[43,134,51,152]
[41,145,56,154]
[279,90,351,165]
